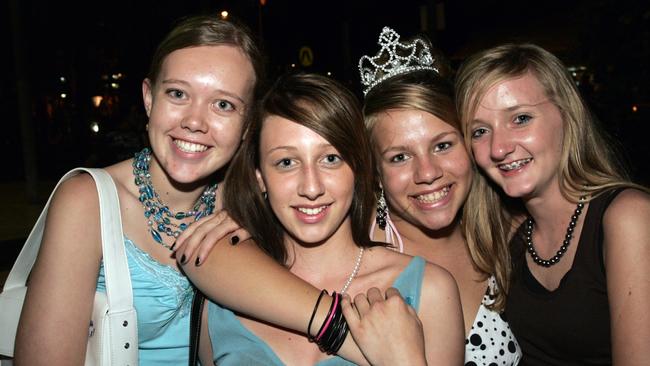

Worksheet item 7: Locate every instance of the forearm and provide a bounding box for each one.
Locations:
[182,238,366,363]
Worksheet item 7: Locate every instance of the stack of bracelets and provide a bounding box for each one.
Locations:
[307,290,349,354]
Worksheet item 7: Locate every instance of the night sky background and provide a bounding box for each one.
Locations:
[3,0,649,186]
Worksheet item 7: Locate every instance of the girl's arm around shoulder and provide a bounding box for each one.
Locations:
[14,173,104,365]
[603,188,650,366]
[182,238,369,364]
[418,261,465,365]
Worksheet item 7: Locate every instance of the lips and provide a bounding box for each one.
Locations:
[498,158,532,171]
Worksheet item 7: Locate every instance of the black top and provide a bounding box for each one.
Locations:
[505,189,623,366]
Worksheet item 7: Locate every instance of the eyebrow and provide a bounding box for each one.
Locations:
[379,131,458,155]
[480,99,551,113]
[266,142,335,154]
[161,79,247,104]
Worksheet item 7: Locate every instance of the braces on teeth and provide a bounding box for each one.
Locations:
[500,158,531,170]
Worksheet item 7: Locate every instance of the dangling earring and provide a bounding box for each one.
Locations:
[376,189,388,230]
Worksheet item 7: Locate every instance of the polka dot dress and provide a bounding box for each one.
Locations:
[464,276,521,366]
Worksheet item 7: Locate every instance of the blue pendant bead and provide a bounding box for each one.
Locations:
[132,148,217,250]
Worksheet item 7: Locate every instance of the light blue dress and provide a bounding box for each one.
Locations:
[208,256,425,365]
[96,237,193,365]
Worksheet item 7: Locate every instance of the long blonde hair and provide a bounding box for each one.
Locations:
[455,43,649,303]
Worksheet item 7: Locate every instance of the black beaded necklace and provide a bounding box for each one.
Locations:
[524,196,586,267]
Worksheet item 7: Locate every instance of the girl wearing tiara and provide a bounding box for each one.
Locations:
[359,27,521,365]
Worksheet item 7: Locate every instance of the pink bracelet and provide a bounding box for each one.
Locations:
[316,292,339,341]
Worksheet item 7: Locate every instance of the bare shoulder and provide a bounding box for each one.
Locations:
[421,261,458,300]
[602,188,650,264]
[364,246,457,290]
[603,189,650,242]
[604,188,650,225]
[50,172,100,215]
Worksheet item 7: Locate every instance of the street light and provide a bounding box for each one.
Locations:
[220,10,229,19]
[92,95,103,108]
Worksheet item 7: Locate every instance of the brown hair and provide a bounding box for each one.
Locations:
[455,43,650,306]
[224,73,379,265]
[147,14,266,128]
[148,15,264,87]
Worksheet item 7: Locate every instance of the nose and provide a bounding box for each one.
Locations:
[413,156,442,185]
[490,128,515,162]
[180,103,209,133]
[298,165,325,200]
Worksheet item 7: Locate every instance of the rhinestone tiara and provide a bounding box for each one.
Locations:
[358,27,439,96]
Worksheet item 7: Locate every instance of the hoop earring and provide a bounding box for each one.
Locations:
[263,191,268,200]
[375,189,388,230]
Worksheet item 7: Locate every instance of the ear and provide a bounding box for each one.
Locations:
[255,169,267,194]
[142,78,153,117]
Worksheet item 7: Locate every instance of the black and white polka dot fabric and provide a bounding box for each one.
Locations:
[464,276,521,366]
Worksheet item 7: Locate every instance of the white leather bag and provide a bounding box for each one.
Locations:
[0,168,138,365]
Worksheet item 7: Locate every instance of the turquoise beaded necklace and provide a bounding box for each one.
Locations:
[132,148,217,249]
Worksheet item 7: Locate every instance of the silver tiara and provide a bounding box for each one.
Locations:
[358,27,438,95]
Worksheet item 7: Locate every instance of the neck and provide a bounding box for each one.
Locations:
[284,219,362,291]
[523,182,578,240]
[392,214,467,256]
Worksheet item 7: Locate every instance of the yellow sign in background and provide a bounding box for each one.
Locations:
[299,46,313,67]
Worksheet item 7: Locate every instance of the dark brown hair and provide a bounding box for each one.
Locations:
[224,73,379,265]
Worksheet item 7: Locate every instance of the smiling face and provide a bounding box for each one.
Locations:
[372,109,472,231]
[256,115,355,246]
[142,45,256,184]
[469,72,565,199]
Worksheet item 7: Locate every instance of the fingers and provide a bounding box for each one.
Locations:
[353,292,371,317]
[384,287,401,299]
[175,210,243,266]
[227,227,251,246]
[173,210,227,254]
[366,287,383,305]
[341,294,360,327]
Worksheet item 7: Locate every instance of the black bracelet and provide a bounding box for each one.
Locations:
[307,289,329,341]
[328,311,349,354]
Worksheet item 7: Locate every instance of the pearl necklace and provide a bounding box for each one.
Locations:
[525,196,585,267]
[340,247,364,294]
[132,148,217,249]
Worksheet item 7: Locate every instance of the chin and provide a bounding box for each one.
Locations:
[422,216,457,231]
[169,169,212,186]
[501,183,536,199]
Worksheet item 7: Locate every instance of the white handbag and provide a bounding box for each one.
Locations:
[0,168,138,365]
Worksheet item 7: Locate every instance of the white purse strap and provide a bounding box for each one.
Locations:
[2,167,133,311]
